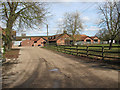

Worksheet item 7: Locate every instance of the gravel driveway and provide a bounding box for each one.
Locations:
[2,47,119,88]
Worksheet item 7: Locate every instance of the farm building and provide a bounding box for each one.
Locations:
[21,39,34,46]
[48,33,71,45]
[15,32,101,47]
[34,37,47,47]
[74,34,100,45]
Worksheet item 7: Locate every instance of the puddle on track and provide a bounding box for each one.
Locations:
[49,68,59,72]
[49,68,61,88]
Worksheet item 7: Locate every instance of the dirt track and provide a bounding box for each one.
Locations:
[2,47,119,88]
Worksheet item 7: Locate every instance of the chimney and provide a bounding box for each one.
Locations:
[21,33,26,37]
[63,30,67,34]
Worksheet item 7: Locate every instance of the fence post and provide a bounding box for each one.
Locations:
[87,45,88,56]
[70,45,71,54]
[102,46,104,60]
[60,45,62,52]
[56,44,57,51]
[56,45,58,51]
[64,45,65,53]
[57,45,59,52]
[61,45,63,52]
[76,45,78,56]
[60,45,61,52]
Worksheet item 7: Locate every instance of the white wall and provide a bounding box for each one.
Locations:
[109,40,115,44]
[12,41,22,46]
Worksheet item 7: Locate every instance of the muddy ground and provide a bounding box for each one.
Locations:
[2,47,119,88]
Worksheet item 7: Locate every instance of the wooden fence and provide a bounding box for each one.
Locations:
[46,45,120,60]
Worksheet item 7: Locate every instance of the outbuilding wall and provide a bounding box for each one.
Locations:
[34,38,46,47]
[21,39,34,46]
[56,34,70,45]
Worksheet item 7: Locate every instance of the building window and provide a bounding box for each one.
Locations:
[34,41,37,43]
[94,39,98,43]
[38,44,41,46]
[86,39,91,44]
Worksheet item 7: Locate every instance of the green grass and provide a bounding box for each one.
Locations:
[89,44,120,46]
[44,44,120,60]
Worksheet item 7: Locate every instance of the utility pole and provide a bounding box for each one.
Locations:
[42,21,49,45]
[46,24,49,45]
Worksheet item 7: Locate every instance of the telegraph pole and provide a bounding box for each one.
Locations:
[46,24,49,45]
[42,21,49,45]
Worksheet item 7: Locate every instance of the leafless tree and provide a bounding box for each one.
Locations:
[57,11,83,45]
[98,1,120,49]
[0,1,49,51]
[95,28,110,43]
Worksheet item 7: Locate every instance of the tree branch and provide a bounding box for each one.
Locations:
[3,3,8,19]
[7,0,12,11]
[14,2,18,11]
[16,4,33,16]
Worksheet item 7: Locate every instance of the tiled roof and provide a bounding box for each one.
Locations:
[48,34,64,41]
[42,37,48,40]
[74,35,99,41]
[15,37,22,41]
[16,34,99,42]
[31,37,48,41]
[17,34,64,42]
[90,36,96,39]
[31,37,41,41]
[74,34,88,41]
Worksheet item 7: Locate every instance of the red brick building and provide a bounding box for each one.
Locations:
[31,37,40,42]
[74,34,100,45]
[34,37,47,47]
[21,39,34,46]
[18,33,100,46]
[48,33,71,45]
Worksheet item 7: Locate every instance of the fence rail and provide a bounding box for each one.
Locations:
[45,45,120,60]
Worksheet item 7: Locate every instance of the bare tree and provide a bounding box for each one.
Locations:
[58,11,83,45]
[95,28,110,43]
[0,1,49,51]
[98,1,120,49]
